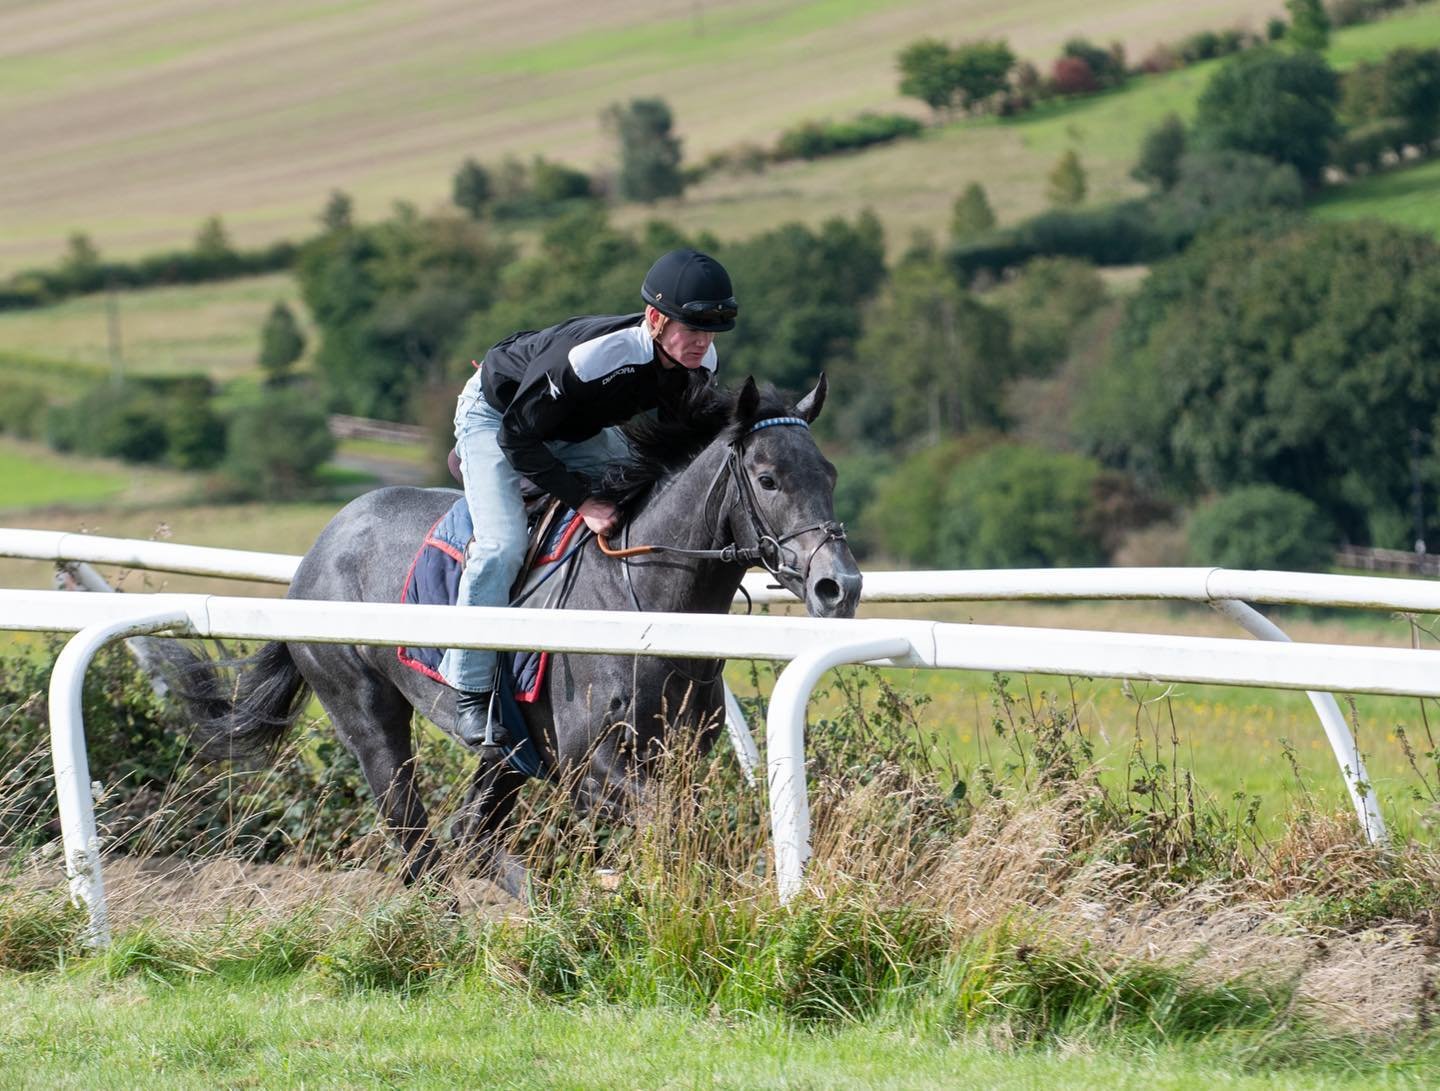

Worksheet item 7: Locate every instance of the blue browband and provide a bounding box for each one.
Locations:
[747,416,809,434]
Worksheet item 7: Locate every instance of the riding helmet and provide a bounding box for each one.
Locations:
[640,248,738,332]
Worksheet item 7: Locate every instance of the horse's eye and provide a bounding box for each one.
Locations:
[757,473,779,491]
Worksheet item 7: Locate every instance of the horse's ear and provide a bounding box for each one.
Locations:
[796,372,827,423]
[736,376,760,425]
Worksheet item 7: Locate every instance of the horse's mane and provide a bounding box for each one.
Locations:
[593,374,796,507]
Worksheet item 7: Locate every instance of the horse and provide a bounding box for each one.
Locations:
[173,375,861,895]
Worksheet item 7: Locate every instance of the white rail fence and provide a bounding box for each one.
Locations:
[4,530,1440,944]
[6,529,1430,836]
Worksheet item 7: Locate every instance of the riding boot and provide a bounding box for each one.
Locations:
[456,689,512,751]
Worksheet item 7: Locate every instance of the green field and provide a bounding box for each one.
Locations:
[1312,156,1440,235]
[0,0,1298,271]
[0,974,1428,1090]
[620,4,1440,247]
[0,438,197,512]
[6,7,1439,396]
[4,2,1431,272]
[0,273,311,382]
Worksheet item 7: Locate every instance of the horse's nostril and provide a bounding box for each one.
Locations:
[813,577,841,604]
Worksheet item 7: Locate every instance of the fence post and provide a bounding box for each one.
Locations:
[765,636,915,903]
[48,610,191,947]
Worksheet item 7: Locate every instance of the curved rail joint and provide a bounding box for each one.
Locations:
[49,610,193,948]
[767,635,916,903]
[1211,599,1387,846]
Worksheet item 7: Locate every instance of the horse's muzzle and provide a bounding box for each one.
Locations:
[807,564,862,618]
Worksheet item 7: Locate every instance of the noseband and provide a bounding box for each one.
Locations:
[597,415,847,585]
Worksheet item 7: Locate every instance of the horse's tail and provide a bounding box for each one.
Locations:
[163,640,311,763]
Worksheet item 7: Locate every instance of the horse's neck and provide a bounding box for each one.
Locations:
[621,441,742,615]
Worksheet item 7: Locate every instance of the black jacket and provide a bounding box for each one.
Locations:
[478,313,717,509]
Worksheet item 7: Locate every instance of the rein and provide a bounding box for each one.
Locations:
[595,415,847,584]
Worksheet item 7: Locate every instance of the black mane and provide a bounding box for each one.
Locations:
[593,375,797,506]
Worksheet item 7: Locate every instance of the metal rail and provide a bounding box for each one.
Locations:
[13,588,1440,936]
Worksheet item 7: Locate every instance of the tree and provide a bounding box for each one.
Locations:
[1285,0,1330,53]
[1341,47,1440,148]
[603,98,685,202]
[989,256,1107,374]
[1131,113,1187,191]
[194,215,233,261]
[1047,150,1087,207]
[950,41,1016,112]
[937,444,1107,568]
[720,211,887,392]
[60,232,103,293]
[950,182,996,241]
[1073,220,1440,545]
[258,301,306,384]
[298,209,516,420]
[221,391,335,499]
[897,38,957,115]
[850,259,1016,444]
[319,190,353,232]
[1193,48,1340,185]
[452,158,492,219]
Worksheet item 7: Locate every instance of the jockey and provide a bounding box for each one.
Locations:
[441,248,739,750]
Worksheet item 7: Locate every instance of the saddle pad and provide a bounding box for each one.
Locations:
[397,496,583,702]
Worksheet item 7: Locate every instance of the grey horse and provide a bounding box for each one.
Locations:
[175,376,861,894]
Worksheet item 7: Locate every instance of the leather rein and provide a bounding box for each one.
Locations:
[596,415,847,586]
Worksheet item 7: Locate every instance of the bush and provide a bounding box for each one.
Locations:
[220,390,336,499]
[1050,56,1099,96]
[1060,38,1125,88]
[774,114,923,161]
[1186,486,1338,570]
[44,377,226,466]
[0,381,48,439]
[936,443,1107,568]
[827,449,897,559]
[861,438,993,563]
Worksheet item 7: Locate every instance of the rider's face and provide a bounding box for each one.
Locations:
[651,309,717,369]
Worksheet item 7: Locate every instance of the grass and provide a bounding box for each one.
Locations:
[1311,155,1440,235]
[5,973,1426,1090]
[0,272,310,383]
[2,636,1439,1085]
[0,723,1437,1086]
[0,0,1298,271]
[4,8,1438,382]
[621,3,1440,249]
[0,437,165,511]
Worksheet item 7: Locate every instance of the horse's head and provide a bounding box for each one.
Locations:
[726,375,862,618]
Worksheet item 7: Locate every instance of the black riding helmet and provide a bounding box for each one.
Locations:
[641,248,738,332]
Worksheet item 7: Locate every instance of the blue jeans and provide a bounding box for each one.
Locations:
[439,367,631,692]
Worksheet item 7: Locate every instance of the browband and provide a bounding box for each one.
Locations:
[747,416,809,433]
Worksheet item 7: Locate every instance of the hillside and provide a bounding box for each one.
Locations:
[1,0,1288,272]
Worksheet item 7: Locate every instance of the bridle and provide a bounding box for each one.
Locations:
[597,414,848,588]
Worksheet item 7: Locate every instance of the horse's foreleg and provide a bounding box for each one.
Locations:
[451,759,529,898]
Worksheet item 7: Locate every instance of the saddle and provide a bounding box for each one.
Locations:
[396,494,585,699]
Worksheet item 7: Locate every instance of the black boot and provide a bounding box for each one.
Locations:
[456,689,511,750]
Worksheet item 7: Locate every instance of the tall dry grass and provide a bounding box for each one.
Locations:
[1,654,1438,1053]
